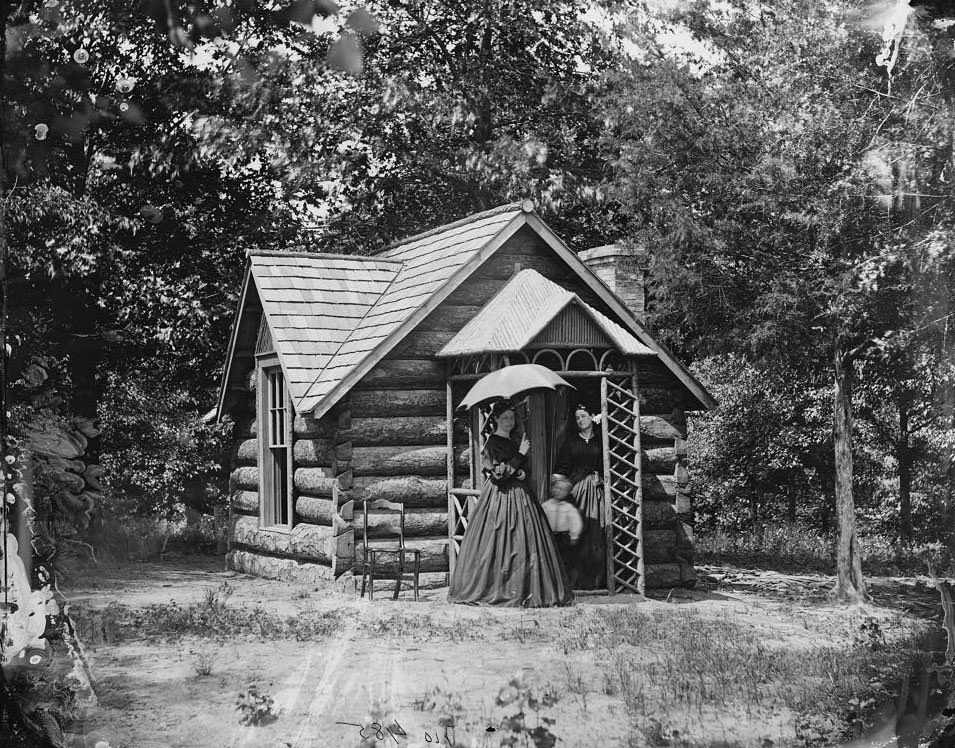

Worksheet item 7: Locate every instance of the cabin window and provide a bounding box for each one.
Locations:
[257,357,293,528]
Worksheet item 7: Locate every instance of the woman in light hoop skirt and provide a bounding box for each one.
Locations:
[448,400,573,607]
[554,403,606,590]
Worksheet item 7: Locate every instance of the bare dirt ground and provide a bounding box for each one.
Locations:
[55,557,939,748]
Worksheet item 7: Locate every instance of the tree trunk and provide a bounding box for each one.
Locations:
[833,347,867,602]
[898,400,914,543]
[787,489,796,524]
[899,447,913,544]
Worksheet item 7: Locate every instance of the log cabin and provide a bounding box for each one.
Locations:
[215,201,716,594]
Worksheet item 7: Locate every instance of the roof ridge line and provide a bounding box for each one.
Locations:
[374,201,529,256]
[248,249,403,263]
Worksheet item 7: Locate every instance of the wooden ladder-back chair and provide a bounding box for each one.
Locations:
[357,499,421,601]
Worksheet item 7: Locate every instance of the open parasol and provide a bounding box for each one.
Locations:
[457,363,575,412]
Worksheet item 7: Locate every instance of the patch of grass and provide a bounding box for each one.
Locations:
[696,523,950,576]
[567,605,936,745]
[81,591,347,642]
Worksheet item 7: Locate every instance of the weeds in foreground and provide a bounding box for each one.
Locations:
[192,650,216,677]
[203,581,235,611]
[697,523,951,576]
[562,605,935,745]
[560,663,589,711]
[91,596,346,641]
[235,684,278,726]
[410,677,560,747]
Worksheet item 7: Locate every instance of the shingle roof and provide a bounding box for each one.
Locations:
[218,203,717,421]
[437,269,655,358]
[249,252,402,408]
[295,206,524,413]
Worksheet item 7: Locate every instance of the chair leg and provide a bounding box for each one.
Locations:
[413,552,420,602]
[369,552,375,602]
[393,551,403,601]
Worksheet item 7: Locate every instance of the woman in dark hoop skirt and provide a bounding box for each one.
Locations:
[554,403,606,590]
[448,400,573,607]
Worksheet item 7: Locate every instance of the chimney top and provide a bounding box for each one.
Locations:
[579,243,646,317]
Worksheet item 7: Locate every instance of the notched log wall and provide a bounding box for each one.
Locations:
[224,227,698,592]
[225,362,354,581]
[639,386,696,588]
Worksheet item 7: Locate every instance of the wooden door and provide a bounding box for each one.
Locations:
[600,373,645,595]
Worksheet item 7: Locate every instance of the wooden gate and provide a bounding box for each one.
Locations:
[600,374,645,595]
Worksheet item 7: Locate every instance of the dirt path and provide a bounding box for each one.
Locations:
[57,557,938,748]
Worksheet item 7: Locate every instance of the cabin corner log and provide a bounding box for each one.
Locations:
[231,466,259,491]
[227,549,334,584]
[677,558,697,587]
[642,529,679,565]
[231,514,351,565]
[643,561,696,589]
[352,445,468,477]
[642,500,676,530]
[642,447,677,474]
[643,563,681,588]
[292,439,334,468]
[293,414,334,438]
[674,489,692,515]
[234,438,258,465]
[231,490,258,515]
[296,495,336,525]
[329,400,356,572]
[639,413,687,442]
[294,468,340,496]
[674,521,694,554]
[294,494,353,524]
[642,474,677,501]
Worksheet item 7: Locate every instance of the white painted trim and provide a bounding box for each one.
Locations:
[257,356,293,529]
[216,267,252,421]
[249,270,300,416]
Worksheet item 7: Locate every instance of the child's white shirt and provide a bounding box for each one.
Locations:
[542,499,584,542]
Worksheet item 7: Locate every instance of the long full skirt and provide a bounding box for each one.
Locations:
[572,473,607,590]
[448,481,573,607]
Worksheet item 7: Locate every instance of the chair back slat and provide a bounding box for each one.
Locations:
[362,498,406,550]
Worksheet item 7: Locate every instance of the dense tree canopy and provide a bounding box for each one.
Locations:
[1,0,953,596]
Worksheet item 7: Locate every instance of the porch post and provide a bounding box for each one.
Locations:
[599,375,616,595]
[446,363,456,576]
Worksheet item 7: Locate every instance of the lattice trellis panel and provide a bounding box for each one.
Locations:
[448,407,488,573]
[600,376,645,595]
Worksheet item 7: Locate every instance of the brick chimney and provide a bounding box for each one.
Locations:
[578,244,647,317]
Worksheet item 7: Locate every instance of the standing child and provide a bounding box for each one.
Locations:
[544,474,584,588]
